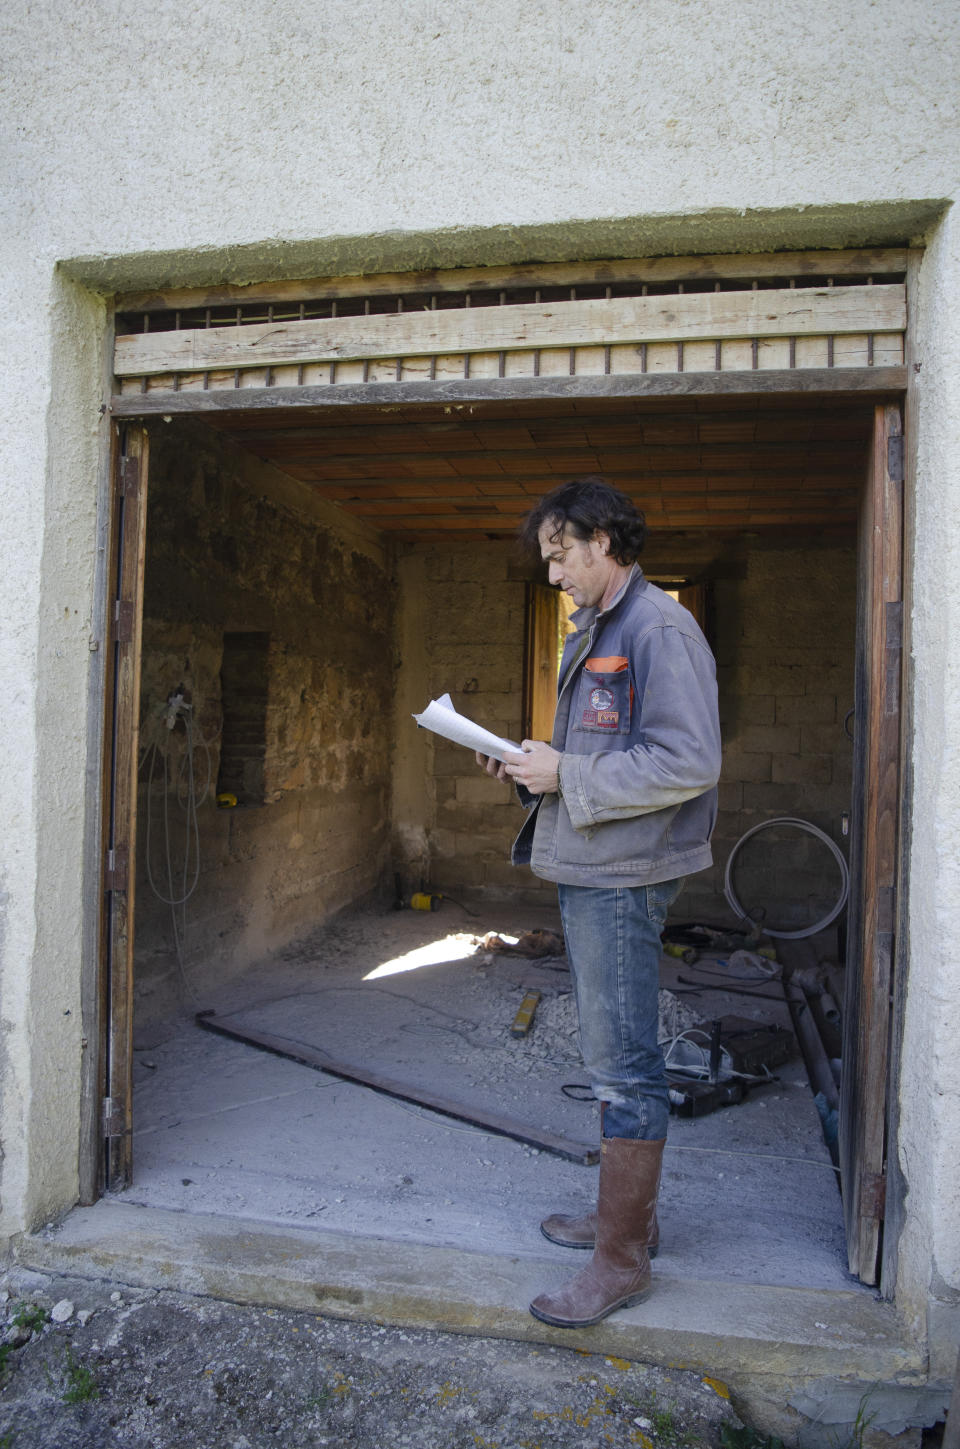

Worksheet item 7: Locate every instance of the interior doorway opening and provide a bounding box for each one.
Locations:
[100,388,902,1298]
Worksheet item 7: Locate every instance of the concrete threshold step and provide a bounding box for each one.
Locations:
[15,1200,922,1388]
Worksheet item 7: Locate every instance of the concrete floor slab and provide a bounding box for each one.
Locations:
[126,904,851,1292]
[16,1199,922,1389]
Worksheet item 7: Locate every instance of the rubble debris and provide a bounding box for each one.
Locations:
[480,928,564,958]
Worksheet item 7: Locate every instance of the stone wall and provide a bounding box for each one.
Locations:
[135,422,394,1021]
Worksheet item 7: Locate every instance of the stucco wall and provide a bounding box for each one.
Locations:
[894,215,960,1359]
[0,0,957,1367]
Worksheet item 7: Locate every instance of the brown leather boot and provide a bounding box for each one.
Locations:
[540,1206,659,1257]
[540,1101,659,1255]
[530,1137,664,1328]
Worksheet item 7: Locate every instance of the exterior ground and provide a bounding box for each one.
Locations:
[0,1266,744,1449]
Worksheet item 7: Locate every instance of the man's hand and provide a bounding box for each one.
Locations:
[475,740,562,795]
[505,740,562,795]
[475,749,512,782]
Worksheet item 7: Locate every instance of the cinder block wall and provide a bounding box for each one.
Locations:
[135,422,395,1020]
[681,541,856,931]
[412,541,556,908]
[416,537,856,929]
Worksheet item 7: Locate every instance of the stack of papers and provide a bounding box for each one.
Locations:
[413,694,522,763]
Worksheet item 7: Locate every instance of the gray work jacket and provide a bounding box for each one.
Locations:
[512,566,722,887]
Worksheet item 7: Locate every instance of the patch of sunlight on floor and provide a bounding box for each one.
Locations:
[363,932,483,980]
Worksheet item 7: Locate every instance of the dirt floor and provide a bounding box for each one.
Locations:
[0,1265,746,1449]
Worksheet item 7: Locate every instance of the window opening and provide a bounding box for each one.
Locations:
[524,585,577,741]
[216,631,270,806]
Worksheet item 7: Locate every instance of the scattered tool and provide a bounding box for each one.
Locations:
[663,942,700,965]
[663,922,776,957]
[663,1015,794,1118]
[510,991,542,1037]
[410,891,442,911]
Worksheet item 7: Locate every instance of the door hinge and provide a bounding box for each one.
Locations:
[105,845,129,892]
[863,1171,886,1220]
[887,433,905,484]
[119,454,140,499]
[101,1097,127,1136]
[112,599,135,643]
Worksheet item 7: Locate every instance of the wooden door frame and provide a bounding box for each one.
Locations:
[840,402,905,1287]
[85,372,910,1288]
[85,424,149,1196]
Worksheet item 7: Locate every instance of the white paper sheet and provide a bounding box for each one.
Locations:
[413,693,522,762]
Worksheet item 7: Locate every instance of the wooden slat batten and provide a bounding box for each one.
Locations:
[115,246,912,314]
[115,285,906,379]
[111,366,909,416]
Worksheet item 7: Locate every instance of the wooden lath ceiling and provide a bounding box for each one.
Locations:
[202,393,876,540]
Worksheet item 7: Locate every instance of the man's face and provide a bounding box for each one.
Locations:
[538,520,616,609]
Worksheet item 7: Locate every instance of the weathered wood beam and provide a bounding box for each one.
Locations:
[115,286,906,377]
[116,247,913,313]
[110,366,908,416]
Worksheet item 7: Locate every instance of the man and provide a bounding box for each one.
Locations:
[477,476,721,1329]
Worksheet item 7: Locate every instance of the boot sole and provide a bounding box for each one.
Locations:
[529,1285,653,1328]
[539,1225,659,1258]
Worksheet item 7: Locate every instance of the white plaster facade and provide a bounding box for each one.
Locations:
[0,0,958,1385]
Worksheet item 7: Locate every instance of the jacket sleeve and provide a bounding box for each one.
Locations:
[559,624,721,832]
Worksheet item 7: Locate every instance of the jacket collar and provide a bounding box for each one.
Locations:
[569,563,645,631]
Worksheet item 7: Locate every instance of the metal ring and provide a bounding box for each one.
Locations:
[723,816,850,940]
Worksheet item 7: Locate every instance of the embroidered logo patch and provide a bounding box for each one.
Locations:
[589,686,614,710]
[597,710,619,728]
[581,709,597,726]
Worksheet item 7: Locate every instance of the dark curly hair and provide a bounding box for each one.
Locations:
[519,476,647,564]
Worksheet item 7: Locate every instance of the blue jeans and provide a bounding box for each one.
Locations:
[557,878,686,1141]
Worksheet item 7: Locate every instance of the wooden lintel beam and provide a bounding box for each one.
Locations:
[115,286,906,377]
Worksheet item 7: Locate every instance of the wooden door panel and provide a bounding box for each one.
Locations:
[840,403,903,1284]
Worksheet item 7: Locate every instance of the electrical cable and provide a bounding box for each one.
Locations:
[143,699,206,1003]
[665,1143,840,1172]
[723,816,850,940]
